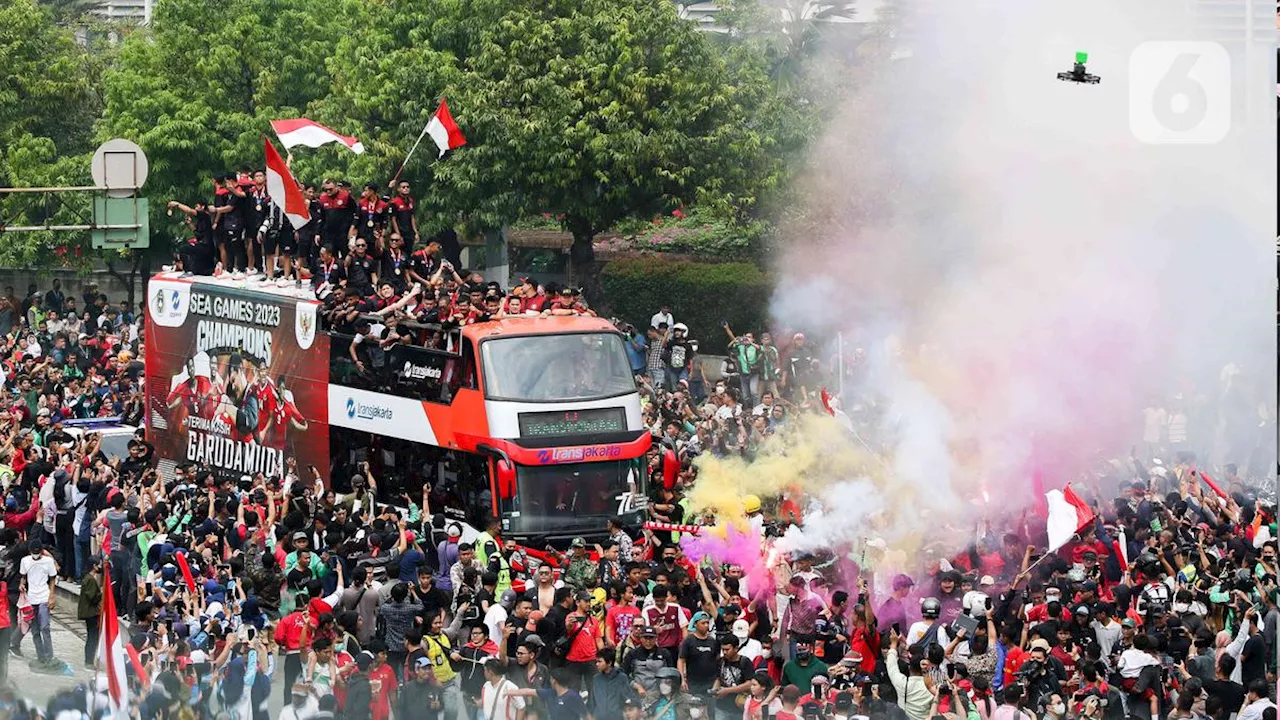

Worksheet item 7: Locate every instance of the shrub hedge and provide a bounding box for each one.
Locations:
[600,256,770,355]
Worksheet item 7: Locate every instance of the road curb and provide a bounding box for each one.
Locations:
[55,579,82,606]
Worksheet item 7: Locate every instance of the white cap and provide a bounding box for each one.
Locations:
[731,619,750,640]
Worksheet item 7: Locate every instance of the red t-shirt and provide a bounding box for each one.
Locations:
[1002,646,1028,687]
[606,604,640,646]
[369,663,397,720]
[565,611,600,662]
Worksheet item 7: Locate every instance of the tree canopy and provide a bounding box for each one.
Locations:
[315,0,794,294]
[12,0,885,279]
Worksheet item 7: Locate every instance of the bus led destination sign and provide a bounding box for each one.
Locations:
[518,407,626,438]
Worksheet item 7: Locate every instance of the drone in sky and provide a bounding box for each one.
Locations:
[1057,51,1101,84]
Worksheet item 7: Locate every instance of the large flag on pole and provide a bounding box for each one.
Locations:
[100,562,129,716]
[1045,484,1096,552]
[264,139,311,230]
[425,99,467,157]
[270,118,365,154]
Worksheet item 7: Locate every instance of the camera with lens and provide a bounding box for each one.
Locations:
[1016,659,1045,678]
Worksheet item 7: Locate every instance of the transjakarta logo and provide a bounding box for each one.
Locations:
[536,445,624,464]
[345,397,393,421]
[402,361,442,381]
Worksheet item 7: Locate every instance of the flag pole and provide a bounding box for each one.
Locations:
[388,117,434,188]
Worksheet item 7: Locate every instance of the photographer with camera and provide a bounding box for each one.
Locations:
[1015,639,1063,716]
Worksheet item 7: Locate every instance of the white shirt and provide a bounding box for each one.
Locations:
[1239,698,1276,720]
[480,678,525,720]
[484,603,509,645]
[21,553,58,605]
[905,620,950,649]
[650,311,674,330]
[279,695,319,720]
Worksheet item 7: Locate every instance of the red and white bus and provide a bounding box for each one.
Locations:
[145,273,652,544]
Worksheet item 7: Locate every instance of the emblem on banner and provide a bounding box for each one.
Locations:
[295,302,317,349]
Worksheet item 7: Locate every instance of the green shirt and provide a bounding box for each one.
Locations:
[781,657,830,690]
[284,551,329,578]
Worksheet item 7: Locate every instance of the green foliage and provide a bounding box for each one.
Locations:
[599,207,773,260]
[98,0,354,248]
[0,0,106,268]
[320,0,791,277]
[0,0,98,158]
[601,257,770,354]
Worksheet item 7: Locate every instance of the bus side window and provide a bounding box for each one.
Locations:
[460,342,477,390]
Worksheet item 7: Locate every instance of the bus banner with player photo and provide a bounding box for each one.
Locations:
[144,277,330,480]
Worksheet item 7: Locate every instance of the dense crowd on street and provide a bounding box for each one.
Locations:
[0,170,1272,720]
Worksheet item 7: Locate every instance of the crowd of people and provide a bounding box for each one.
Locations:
[0,169,1273,720]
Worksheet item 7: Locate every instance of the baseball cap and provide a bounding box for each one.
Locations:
[1121,618,1137,628]
[415,656,433,669]
[1074,605,1092,616]
[892,573,915,590]
[979,575,996,587]
[571,537,586,548]
[1029,638,1051,652]
[688,611,711,630]
[447,524,462,538]
[731,619,750,640]
[292,531,307,542]
[639,625,658,638]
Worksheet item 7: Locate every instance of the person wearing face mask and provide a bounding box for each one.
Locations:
[644,667,695,720]
[1042,692,1068,720]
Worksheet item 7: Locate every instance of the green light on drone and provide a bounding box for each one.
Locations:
[1076,51,1088,64]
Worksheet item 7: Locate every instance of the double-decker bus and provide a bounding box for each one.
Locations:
[145,272,651,545]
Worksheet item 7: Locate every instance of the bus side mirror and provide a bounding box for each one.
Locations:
[496,458,516,499]
[661,447,678,490]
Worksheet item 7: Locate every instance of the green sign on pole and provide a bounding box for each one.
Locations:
[91,196,149,249]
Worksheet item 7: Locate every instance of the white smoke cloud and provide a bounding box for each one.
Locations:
[770,0,1276,545]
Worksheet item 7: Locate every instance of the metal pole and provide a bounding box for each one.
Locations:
[0,224,142,232]
[0,186,112,193]
[387,118,435,187]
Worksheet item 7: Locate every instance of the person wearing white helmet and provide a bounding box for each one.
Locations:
[905,597,950,661]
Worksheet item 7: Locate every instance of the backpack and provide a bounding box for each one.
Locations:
[907,622,943,662]
[53,472,70,510]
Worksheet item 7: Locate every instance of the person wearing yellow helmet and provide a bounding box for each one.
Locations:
[744,495,765,537]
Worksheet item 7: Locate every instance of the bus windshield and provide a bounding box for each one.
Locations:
[506,460,644,534]
[480,332,635,402]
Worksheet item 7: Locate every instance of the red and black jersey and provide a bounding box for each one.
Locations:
[357,197,388,231]
[389,195,416,236]
[522,294,548,313]
[318,190,355,238]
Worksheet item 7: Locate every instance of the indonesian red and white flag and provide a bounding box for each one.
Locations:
[270,118,365,154]
[1113,525,1129,569]
[426,99,468,157]
[99,561,129,715]
[1045,484,1096,552]
[264,139,311,230]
